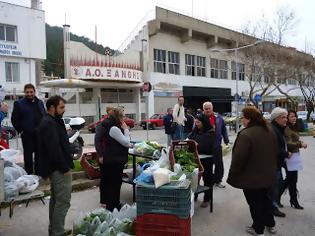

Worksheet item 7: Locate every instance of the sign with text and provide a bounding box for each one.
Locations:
[0,43,22,57]
[71,66,142,82]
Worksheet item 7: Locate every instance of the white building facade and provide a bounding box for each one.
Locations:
[0,1,46,98]
[123,7,306,115]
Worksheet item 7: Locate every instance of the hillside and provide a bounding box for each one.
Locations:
[44,23,115,78]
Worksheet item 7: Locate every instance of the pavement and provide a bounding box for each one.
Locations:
[1,130,315,236]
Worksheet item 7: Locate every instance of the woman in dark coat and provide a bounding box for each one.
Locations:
[188,114,215,208]
[227,107,278,236]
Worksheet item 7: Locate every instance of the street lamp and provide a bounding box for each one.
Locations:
[211,40,265,133]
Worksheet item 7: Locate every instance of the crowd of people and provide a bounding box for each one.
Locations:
[164,96,308,236]
[1,85,309,236]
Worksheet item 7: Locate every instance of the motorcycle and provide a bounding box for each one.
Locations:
[67,117,85,160]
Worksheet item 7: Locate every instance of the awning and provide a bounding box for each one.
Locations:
[40,78,143,89]
[183,86,233,102]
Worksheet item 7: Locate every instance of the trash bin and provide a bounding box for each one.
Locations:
[297,118,305,132]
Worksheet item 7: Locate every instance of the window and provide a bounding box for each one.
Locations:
[288,79,296,85]
[185,54,195,76]
[210,58,228,79]
[154,49,166,73]
[168,51,180,75]
[196,56,206,77]
[231,62,245,81]
[0,24,17,42]
[5,62,19,82]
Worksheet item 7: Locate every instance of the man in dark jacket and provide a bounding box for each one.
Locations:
[203,101,229,188]
[163,108,174,147]
[184,108,194,139]
[11,84,46,174]
[270,107,290,218]
[37,95,73,236]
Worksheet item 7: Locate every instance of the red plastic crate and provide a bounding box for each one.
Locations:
[80,152,101,179]
[136,213,191,236]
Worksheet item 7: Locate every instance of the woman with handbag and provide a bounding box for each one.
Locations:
[280,110,307,209]
[227,107,278,235]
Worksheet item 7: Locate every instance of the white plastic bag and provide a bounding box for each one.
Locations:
[14,175,39,193]
[0,149,21,163]
[153,168,171,188]
[4,163,27,183]
[4,183,19,200]
[156,148,170,169]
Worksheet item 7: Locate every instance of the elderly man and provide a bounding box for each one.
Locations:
[203,102,229,188]
[270,107,290,218]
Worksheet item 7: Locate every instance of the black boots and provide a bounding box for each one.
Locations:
[290,200,304,210]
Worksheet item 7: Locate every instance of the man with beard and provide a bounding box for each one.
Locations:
[37,95,73,236]
[11,84,46,174]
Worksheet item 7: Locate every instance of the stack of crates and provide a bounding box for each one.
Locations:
[136,180,192,236]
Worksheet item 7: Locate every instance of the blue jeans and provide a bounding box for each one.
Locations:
[174,125,184,140]
[166,134,173,147]
[272,170,285,208]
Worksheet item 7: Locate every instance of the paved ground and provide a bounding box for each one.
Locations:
[1,130,315,236]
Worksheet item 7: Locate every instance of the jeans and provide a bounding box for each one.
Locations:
[272,170,285,208]
[49,171,72,236]
[213,146,224,184]
[166,134,173,147]
[174,125,184,140]
[243,188,275,235]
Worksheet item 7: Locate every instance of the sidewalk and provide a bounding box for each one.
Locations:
[1,136,314,236]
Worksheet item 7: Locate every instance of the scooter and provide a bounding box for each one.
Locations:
[68,117,85,160]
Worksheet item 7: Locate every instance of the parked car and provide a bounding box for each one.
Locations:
[297,111,315,122]
[262,112,271,120]
[140,113,165,130]
[88,115,135,133]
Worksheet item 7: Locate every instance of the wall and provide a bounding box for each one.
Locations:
[0,2,46,59]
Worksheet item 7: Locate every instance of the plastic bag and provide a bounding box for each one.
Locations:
[185,168,199,192]
[87,216,102,236]
[156,148,170,169]
[15,175,39,193]
[153,168,171,188]
[93,221,109,236]
[133,142,155,156]
[102,227,117,236]
[116,219,133,235]
[133,163,154,184]
[4,165,27,183]
[0,149,21,163]
[115,204,136,221]
[4,183,19,200]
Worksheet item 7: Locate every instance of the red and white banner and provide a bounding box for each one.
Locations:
[71,66,142,82]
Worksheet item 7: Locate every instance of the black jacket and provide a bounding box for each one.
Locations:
[11,97,46,134]
[94,117,128,164]
[37,114,73,178]
[184,114,194,134]
[188,128,215,155]
[271,121,289,170]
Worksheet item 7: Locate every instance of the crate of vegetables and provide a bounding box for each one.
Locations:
[169,140,204,181]
[80,152,101,180]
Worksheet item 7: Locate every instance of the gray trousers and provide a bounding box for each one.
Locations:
[49,171,72,236]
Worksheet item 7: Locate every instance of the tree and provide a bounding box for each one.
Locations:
[240,6,300,109]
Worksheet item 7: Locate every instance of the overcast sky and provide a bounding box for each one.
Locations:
[4,0,315,52]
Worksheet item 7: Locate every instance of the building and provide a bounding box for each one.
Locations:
[41,6,313,123]
[124,7,312,115]
[0,0,46,100]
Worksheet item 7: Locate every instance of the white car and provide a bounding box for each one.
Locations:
[262,112,271,120]
[297,111,308,121]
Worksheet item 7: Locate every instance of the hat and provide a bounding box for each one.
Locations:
[270,107,288,121]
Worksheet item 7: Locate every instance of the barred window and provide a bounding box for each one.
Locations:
[196,56,206,77]
[210,59,228,79]
[185,54,195,76]
[232,62,245,81]
[154,49,166,73]
[0,24,17,42]
[168,51,180,75]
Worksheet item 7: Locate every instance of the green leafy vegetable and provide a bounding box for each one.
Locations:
[174,149,198,173]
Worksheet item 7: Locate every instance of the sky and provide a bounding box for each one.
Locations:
[4,0,315,53]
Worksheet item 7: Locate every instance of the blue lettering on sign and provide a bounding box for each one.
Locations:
[0,43,22,56]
